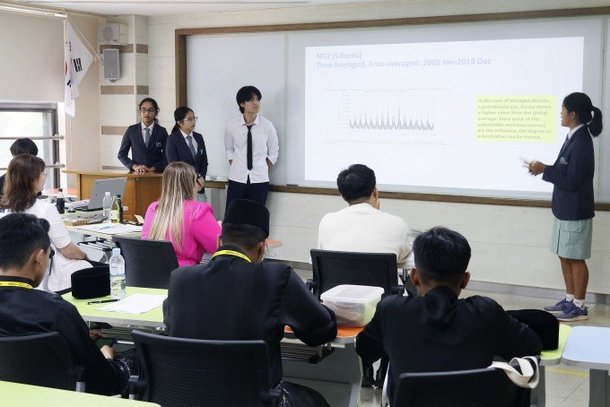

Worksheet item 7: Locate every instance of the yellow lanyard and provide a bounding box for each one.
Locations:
[0,281,33,289]
[212,249,252,263]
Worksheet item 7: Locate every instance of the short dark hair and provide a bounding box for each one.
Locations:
[10,138,38,156]
[221,223,267,252]
[236,86,262,114]
[0,213,50,270]
[336,164,376,203]
[413,227,471,286]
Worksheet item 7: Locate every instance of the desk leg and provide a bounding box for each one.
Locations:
[283,343,361,407]
[530,365,546,407]
[589,369,609,407]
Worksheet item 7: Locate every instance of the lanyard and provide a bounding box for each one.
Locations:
[212,249,252,263]
[0,281,33,289]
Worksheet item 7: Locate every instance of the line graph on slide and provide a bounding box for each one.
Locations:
[341,91,435,135]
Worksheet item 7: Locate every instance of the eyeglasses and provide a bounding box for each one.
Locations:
[140,108,158,114]
[182,116,198,123]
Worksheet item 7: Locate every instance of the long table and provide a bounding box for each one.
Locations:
[1,380,160,406]
[65,288,567,407]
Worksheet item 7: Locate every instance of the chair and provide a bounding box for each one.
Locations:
[393,367,531,407]
[113,236,179,289]
[0,332,85,392]
[309,249,402,299]
[130,330,281,407]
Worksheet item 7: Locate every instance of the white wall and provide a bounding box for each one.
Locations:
[64,14,103,180]
[0,11,101,188]
[142,0,610,295]
[0,13,64,101]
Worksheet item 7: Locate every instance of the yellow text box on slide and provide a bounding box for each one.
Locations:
[476,95,556,142]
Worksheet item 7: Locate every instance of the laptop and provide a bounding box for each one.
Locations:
[73,178,127,211]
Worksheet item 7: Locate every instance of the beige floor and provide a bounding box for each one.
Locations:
[357,288,607,407]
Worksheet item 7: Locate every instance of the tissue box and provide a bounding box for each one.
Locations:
[321,284,384,327]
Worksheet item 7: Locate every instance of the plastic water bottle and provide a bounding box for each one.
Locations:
[109,247,126,299]
[102,192,113,222]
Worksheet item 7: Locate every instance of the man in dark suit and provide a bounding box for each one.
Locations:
[356,227,542,402]
[164,199,337,406]
[117,98,168,173]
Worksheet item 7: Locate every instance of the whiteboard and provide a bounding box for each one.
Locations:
[186,16,609,201]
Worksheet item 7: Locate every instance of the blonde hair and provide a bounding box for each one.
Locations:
[148,162,197,248]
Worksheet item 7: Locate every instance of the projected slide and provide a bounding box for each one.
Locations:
[304,37,584,194]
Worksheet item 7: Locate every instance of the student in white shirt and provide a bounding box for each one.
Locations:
[0,155,91,292]
[225,86,279,206]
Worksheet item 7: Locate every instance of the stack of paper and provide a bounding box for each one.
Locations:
[99,294,166,314]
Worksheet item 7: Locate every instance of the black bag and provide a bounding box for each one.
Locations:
[507,309,559,350]
[71,265,111,299]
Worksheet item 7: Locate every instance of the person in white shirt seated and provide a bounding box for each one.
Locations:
[0,154,91,293]
[318,163,412,269]
[317,163,413,387]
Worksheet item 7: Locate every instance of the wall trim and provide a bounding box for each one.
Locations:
[99,43,148,54]
[101,125,127,135]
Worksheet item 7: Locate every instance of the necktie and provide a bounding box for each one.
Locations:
[246,125,253,171]
[144,127,151,147]
[186,135,197,158]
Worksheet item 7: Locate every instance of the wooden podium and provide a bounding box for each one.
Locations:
[64,170,162,221]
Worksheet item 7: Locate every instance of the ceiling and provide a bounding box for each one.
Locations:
[8,0,383,16]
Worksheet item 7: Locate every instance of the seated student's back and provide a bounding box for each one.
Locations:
[356,227,542,401]
[142,162,220,266]
[164,199,337,407]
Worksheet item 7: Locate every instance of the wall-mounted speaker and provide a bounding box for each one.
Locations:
[97,23,127,46]
[103,48,120,81]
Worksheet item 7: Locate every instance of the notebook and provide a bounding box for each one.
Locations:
[73,178,127,211]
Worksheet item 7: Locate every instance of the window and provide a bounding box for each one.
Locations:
[0,103,61,189]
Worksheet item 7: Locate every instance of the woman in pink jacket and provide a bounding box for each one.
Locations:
[142,162,220,266]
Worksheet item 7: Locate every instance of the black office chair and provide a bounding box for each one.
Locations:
[0,332,85,391]
[393,368,531,407]
[309,249,402,299]
[113,236,179,289]
[130,330,281,407]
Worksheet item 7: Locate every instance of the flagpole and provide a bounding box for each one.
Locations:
[66,13,103,64]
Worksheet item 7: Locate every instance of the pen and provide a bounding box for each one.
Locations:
[87,299,120,305]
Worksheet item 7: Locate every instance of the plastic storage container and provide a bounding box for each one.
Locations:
[321,284,385,327]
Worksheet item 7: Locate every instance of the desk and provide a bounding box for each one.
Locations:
[283,326,362,407]
[530,324,572,407]
[562,326,610,407]
[1,380,159,406]
[68,223,143,241]
[63,287,165,331]
[65,287,359,407]
[65,170,162,222]
[65,169,227,221]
